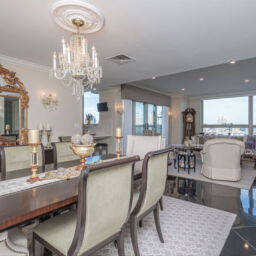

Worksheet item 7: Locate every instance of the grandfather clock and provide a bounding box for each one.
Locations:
[183,108,196,140]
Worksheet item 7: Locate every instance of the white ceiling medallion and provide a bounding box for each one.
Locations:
[51,0,105,34]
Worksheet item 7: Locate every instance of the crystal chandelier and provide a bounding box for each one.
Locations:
[52,18,102,100]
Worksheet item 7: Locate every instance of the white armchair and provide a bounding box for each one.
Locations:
[201,138,245,181]
[126,135,166,176]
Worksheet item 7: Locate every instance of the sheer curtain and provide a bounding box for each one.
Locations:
[162,106,169,146]
[122,99,133,154]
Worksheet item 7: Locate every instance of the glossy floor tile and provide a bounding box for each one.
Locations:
[220,230,256,256]
[166,161,256,256]
[234,227,256,250]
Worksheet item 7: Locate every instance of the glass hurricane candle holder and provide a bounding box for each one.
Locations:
[39,130,44,143]
[115,136,123,159]
[26,143,42,183]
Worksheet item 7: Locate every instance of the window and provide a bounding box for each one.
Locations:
[253,96,256,135]
[202,96,249,136]
[148,104,156,131]
[135,102,145,135]
[83,91,99,125]
[157,106,163,134]
[134,102,163,135]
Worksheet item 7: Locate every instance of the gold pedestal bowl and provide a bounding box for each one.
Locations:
[70,143,96,171]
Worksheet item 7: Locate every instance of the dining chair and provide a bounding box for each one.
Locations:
[52,142,80,169]
[33,155,139,256]
[0,144,45,180]
[58,136,71,142]
[126,135,166,179]
[129,147,172,256]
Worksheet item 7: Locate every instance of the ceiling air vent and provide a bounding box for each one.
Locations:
[105,54,136,64]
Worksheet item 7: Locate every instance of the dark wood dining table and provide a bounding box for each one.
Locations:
[0,154,124,232]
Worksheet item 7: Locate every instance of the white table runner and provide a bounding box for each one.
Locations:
[0,156,132,197]
[0,169,78,197]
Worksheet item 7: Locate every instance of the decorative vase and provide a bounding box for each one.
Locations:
[70,143,96,171]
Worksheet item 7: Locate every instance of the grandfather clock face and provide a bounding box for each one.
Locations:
[186,113,194,123]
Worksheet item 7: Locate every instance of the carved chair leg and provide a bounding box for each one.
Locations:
[130,216,140,256]
[159,197,164,211]
[139,220,143,228]
[117,229,125,256]
[153,204,164,243]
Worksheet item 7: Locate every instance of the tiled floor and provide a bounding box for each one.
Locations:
[165,161,256,256]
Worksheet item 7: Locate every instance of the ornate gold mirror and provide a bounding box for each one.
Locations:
[0,64,29,145]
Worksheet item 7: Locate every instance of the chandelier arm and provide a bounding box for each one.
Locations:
[54,69,69,80]
[51,23,102,100]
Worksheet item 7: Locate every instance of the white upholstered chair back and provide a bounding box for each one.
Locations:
[0,145,44,179]
[69,157,138,255]
[126,135,166,160]
[52,142,80,168]
[201,138,245,181]
[135,149,170,218]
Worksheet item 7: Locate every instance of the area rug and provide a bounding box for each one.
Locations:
[93,196,236,256]
[168,163,256,190]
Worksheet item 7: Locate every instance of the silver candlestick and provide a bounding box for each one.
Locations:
[39,130,44,143]
[46,130,52,148]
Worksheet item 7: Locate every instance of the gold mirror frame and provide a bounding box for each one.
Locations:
[0,64,29,145]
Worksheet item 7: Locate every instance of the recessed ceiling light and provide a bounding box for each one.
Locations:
[200,77,204,81]
[244,79,250,83]
[152,76,156,80]
[230,61,236,64]
[244,243,249,249]
[181,88,185,91]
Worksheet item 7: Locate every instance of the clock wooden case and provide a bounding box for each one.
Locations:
[183,108,196,140]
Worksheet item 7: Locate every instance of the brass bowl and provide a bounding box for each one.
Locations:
[70,143,96,171]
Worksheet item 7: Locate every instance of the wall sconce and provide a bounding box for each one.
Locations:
[41,92,58,112]
[115,100,124,115]
[168,109,173,118]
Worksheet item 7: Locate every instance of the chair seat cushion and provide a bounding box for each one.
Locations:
[131,190,140,212]
[33,210,76,255]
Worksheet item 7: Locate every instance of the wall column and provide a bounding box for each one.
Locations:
[170,94,188,144]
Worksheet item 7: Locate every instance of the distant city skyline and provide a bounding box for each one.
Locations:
[203,96,249,125]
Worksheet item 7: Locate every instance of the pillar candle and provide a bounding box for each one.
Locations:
[28,130,40,144]
[38,122,44,130]
[116,128,122,137]
[46,123,51,131]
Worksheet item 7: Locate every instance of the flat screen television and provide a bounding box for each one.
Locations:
[97,102,108,112]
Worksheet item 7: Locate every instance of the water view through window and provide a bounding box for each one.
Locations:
[203,96,249,136]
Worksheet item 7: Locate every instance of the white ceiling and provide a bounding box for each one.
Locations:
[1,0,256,91]
[133,57,256,97]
